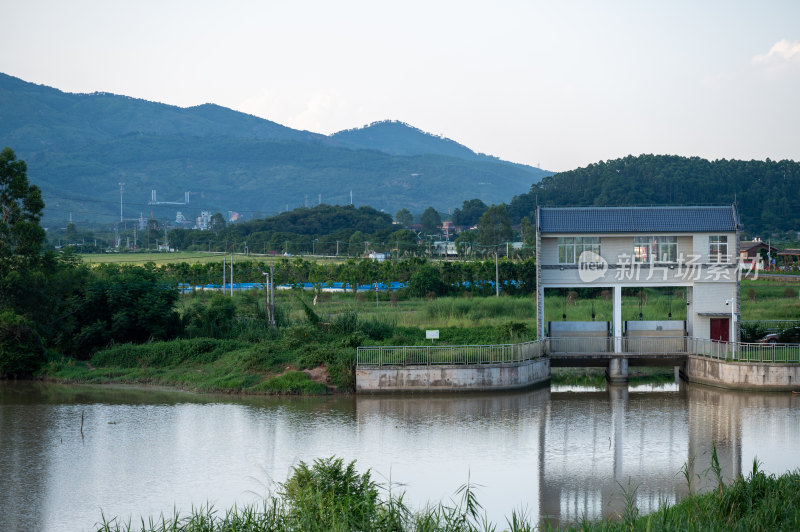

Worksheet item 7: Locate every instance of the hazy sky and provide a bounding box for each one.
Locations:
[2,0,799,171]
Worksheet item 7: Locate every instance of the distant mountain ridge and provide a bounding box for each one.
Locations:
[0,73,551,225]
[333,120,486,160]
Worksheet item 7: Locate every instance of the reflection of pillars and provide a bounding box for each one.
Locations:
[607,357,628,384]
[732,403,742,479]
[609,385,628,482]
[538,401,558,522]
[613,285,622,352]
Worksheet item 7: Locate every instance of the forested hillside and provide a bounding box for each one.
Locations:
[508,154,800,235]
[168,204,404,255]
[0,73,549,225]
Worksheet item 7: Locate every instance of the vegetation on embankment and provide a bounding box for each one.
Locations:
[31,277,800,394]
[39,290,538,394]
[96,454,800,532]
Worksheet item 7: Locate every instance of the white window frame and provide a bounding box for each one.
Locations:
[633,236,677,263]
[558,237,601,264]
[709,235,729,263]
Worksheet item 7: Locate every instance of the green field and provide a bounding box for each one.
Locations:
[79,251,231,266]
[78,251,348,266]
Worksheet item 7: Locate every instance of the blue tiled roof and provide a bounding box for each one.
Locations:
[538,206,737,233]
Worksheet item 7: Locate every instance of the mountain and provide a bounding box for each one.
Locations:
[333,120,484,160]
[507,154,800,236]
[0,73,551,226]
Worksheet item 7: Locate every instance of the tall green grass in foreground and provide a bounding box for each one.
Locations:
[98,453,800,532]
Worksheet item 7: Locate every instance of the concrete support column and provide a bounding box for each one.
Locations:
[537,284,545,340]
[613,285,622,352]
[685,286,694,337]
[607,357,628,384]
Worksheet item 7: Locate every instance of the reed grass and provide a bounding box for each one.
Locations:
[96,455,800,532]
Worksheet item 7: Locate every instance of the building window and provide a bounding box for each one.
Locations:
[709,236,728,263]
[558,237,600,264]
[633,236,678,262]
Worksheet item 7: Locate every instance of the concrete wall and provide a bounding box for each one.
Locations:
[683,355,800,391]
[356,357,550,393]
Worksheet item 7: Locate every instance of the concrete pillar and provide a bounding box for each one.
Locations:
[607,357,628,384]
[613,285,622,352]
[685,286,693,337]
[537,284,545,340]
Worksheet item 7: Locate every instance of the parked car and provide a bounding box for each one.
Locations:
[760,327,800,344]
[760,333,780,344]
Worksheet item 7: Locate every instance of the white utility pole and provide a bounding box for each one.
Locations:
[495,250,500,297]
[118,182,125,222]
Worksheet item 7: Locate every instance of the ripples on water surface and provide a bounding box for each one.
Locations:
[1,381,799,531]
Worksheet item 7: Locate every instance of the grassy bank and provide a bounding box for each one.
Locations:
[40,291,538,394]
[39,276,800,394]
[96,455,800,532]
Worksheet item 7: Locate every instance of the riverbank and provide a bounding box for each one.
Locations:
[29,278,800,395]
[38,317,534,395]
[96,455,800,532]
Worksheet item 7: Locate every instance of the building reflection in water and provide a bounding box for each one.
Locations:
[3,381,799,529]
[355,382,800,527]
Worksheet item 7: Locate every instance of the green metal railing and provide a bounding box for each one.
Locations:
[357,337,800,367]
[356,340,545,366]
[691,338,800,363]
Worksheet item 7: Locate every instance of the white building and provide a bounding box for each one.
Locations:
[535,206,740,346]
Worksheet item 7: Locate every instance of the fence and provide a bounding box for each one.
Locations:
[357,337,800,367]
[356,340,545,366]
[692,338,800,363]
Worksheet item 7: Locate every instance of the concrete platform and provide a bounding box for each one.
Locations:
[356,357,551,393]
[682,355,800,392]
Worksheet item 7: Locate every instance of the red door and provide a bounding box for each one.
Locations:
[710,318,730,342]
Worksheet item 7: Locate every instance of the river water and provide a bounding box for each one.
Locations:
[1,380,799,531]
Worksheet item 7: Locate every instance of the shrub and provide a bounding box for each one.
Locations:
[0,310,45,378]
[327,348,356,390]
[740,322,770,343]
[183,294,237,339]
[406,264,443,297]
[496,321,528,341]
[283,324,320,349]
[281,457,379,529]
[358,317,396,340]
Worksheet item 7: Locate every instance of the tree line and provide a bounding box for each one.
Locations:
[507,154,800,236]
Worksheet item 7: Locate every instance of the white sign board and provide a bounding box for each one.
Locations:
[426,330,439,340]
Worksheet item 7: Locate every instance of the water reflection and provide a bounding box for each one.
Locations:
[1,381,799,531]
